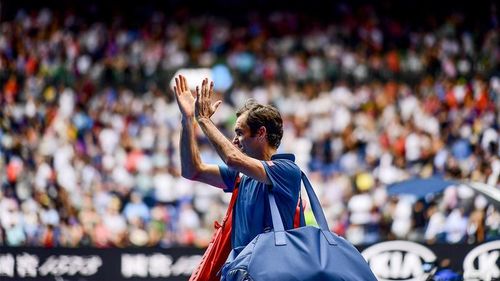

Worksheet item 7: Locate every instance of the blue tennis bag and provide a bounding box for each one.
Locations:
[220,172,377,281]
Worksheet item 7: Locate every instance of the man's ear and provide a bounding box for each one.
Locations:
[258,126,267,141]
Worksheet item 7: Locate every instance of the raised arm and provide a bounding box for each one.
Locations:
[173,75,225,188]
[195,78,271,184]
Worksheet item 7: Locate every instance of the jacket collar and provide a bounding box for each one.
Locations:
[271,153,295,162]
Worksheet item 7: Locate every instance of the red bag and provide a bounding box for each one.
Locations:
[189,176,241,281]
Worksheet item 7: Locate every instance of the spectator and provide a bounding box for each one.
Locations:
[0,2,499,248]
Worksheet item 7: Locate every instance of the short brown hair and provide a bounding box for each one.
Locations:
[236,99,283,149]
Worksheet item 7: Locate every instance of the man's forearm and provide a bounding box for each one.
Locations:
[179,117,203,179]
[197,117,241,165]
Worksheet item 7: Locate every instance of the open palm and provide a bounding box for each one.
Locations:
[174,75,195,118]
[195,78,222,121]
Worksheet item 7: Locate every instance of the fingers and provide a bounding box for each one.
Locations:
[196,86,201,102]
[194,85,201,118]
[181,75,187,92]
[176,75,215,100]
[174,75,187,93]
[197,83,204,103]
[201,78,208,99]
[174,75,191,96]
[174,77,180,95]
[200,78,214,99]
[212,100,222,112]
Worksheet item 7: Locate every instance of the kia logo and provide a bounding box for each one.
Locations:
[463,240,500,281]
[361,241,436,281]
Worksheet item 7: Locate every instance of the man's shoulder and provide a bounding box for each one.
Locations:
[265,154,301,180]
[268,154,300,170]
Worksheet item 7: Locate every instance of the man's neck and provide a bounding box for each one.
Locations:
[260,148,276,161]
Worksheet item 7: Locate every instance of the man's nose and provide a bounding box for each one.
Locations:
[232,136,239,145]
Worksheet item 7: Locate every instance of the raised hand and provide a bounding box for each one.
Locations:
[195,78,222,121]
[173,75,196,118]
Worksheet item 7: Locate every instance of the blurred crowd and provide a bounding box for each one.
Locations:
[0,3,500,248]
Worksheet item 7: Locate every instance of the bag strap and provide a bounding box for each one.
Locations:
[268,171,337,246]
[228,175,241,214]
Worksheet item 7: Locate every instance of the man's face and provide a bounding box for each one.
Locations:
[232,113,260,157]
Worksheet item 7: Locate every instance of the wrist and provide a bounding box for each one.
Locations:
[181,116,195,124]
[196,116,211,124]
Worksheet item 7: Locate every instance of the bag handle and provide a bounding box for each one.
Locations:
[269,172,337,246]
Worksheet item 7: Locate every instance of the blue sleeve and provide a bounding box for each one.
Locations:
[261,159,301,200]
[218,165,239,193]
